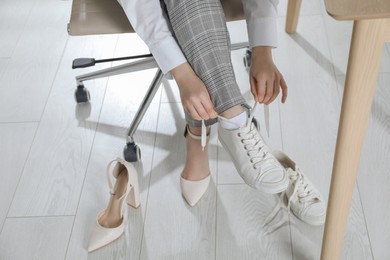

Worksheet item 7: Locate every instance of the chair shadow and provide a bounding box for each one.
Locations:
[75,78,224,195]
[289,33,390,134]
[287,32,345,87]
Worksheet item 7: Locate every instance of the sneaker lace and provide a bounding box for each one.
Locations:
[289,168,319,204]
[216,103,275,174]
[199,103,270,151]
[238,125,274,173]
[263,168,320,234]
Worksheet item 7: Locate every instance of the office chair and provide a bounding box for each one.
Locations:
[68,0,252,162]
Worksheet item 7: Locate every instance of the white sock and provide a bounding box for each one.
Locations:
[220,111,248,130]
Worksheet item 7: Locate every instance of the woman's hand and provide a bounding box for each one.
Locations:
[171,62,217,121]
[249,46,288,105]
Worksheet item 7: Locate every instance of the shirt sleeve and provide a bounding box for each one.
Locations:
[242,0,279,48]
[118,0,187,74]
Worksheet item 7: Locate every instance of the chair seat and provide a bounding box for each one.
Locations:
[68,0,133,35]
[68,0,245,36]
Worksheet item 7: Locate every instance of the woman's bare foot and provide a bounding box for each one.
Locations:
[181,125,211,180]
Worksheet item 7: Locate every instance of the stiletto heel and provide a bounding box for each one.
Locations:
[88,158,140,252]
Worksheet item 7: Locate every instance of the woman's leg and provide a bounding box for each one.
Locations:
[162,0,247,183]
[181,125,210,181]
[163,0,247,127]
[162,0,288,195]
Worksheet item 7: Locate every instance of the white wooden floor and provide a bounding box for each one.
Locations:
[0,0,389,259]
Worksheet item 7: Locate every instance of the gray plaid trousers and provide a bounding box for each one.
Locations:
[163,0,247,127]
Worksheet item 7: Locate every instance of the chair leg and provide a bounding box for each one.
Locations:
[124,69,164,162]
[320,19,387,260]
[285,0,302,34]
[75,57,157,85]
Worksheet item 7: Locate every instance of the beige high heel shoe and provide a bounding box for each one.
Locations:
[180,124,211,207]
[88,158,140,252]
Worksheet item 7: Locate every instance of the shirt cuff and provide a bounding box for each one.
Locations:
[247,17,278,49]
[149,36,187,75]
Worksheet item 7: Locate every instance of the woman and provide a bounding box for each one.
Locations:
[88,0,326,252]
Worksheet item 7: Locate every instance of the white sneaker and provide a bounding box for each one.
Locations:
[217,107,288,194]
[273,151,326,225]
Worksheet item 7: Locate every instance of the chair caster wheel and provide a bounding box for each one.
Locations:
[123,142,141,162]
[243,48,252,68]
[75,85,90,103]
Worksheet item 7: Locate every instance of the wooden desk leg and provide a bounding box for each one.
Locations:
[285,0,302,33]
[320,19,387,260]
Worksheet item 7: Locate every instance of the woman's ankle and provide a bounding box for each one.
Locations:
[187,125,210,136]
[182,125,211,180]
[221,105,245,119]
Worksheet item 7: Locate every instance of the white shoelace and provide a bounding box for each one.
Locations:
[263,168,320,234]
[213,103,274,174]
[199,103,270,151]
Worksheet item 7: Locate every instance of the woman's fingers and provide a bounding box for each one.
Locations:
[280,76,288,103]
[251,72,286,105]
[194,102,210,120]
[201,100,218,119]
[263,79,275,104]
[250,76,258,102]
[266,75,280,105]
[185,96,217,121]
[253,78,267,103]
[186,105,202,121]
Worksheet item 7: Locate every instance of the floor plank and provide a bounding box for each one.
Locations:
[0,0,70,122]
[0,216,73,260]
[0,123,37,232]
[216,185,293,260]
[139,103,218,260]
[0,0,38,58]
[342,188,374,260]
[0,58,9,83]
[7,35,118,217]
